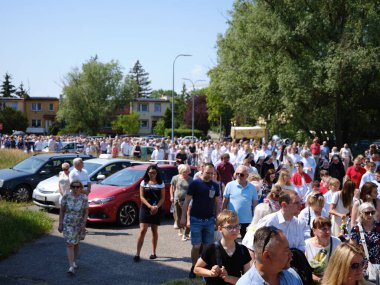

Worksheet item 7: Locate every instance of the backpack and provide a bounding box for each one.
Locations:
[290,248,313,285]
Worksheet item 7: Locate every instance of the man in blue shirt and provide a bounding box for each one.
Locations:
[180,163,221,279]
[237,226,303,285]
[222,165,258,239]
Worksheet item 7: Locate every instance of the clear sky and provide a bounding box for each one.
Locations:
[0,0,234,98]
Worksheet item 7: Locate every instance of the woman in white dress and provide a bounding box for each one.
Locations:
[58,162,71,204]
[339,143,353,171]
[329,180,355,238]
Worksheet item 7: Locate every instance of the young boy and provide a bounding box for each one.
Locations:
[323,178,340,213]
[194,210,251,285]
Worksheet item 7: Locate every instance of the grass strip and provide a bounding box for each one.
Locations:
[0,149,32,169]
[0,202,53,260]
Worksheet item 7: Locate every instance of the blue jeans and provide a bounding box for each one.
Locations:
[190,216,215,245]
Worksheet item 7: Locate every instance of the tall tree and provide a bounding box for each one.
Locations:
[183,94,210,134]
[111,112,140,135]
[0,107,28,133]
[16,82,30,99]
[150,89,172,99]
[210,0,380,145]
[57,57,133,135]
[129,60,152,98]
[0,73,17,98]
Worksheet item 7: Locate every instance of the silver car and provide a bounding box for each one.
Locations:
[32,158,141,209]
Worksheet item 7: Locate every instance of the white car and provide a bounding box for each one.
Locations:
[32,158,141,209]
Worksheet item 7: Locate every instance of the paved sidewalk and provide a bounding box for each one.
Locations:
[0,208,193,285]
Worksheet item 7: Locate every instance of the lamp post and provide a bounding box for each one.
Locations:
[172,54,192,141]
[182,78,205,138]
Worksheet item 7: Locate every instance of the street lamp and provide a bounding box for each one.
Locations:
[182,78,206,138]
[172,54,192,141]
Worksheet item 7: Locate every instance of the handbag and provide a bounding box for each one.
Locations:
[357,223,380,282]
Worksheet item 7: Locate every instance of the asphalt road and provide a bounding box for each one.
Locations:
[0,206,193,285]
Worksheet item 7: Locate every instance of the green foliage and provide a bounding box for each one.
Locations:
[0,107,28,133]
[57,57,133,135]
[129,60,152,98]
[150,89,172,99]
[153,119,166,135]
[163,128,203,137]
[111,112,140,135]
[0,73,17,98]
[48,121,61,135]
[210,0,380,145]
[0,201,53,260]
[15,82,30,99]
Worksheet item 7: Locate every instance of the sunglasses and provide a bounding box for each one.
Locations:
[351,260,366,270]
[63,169,69,171]
[363,211,376,216]
[262,226,279,254]
[222,224,241,232]
[148,171,157,175]
[235,173,246,177]
[72,185,81,189]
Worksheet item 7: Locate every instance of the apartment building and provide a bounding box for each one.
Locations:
[0,97,59,134]
[131,97,170,135]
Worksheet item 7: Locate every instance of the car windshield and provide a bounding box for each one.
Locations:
[100,169,145,187]
[82,162,102,174]
[13,157,46,173]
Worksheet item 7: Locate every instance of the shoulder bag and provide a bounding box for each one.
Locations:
[357,223,380,283]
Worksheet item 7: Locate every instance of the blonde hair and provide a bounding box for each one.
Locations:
[322,243,366,285]
[306,191,325,208]
[329,178,340,188]
[277,169,291,186]
[248,173,261,182]
[216,210,239,228]
[177,164,190,174]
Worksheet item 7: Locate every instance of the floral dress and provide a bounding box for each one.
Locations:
[350,221,380,264]
[61,192,88,245]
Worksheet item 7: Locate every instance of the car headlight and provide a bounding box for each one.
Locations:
[89,196,115,205]
[0,179,4,187]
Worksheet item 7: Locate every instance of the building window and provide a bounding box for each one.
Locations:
[49,103,54,111]
[11,103,18,110]
[138,103,149,112]
[32,103,42,111]
[154,103,161,113]
[32,119,41,127]
[140,120,149,128]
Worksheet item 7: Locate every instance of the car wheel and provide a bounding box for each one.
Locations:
[117,202,138,227]
[14,184,31,202]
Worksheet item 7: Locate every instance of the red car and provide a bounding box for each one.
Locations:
[87,164,196,227]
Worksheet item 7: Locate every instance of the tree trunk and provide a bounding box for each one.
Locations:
[335,93,342,147]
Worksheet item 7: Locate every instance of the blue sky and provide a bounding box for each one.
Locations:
[0,0,234,98]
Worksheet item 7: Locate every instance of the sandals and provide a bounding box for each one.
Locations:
[149,254,157,260]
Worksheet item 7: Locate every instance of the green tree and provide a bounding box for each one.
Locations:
[0,107,28,133]
[153,118,165,135]
[111,112,140,135]
[150,89,172,99]
[15,82,30,99]
[57,57,133,135]
[210,0,380,145]
[129,60,152,98]
[0,73,17,98]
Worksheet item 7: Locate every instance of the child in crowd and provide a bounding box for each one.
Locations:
[319,170,330,194]
[323,178,340,213]
[194,210,251,284]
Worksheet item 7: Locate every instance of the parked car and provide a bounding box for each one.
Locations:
[42,141,84,153]
[182,136,198,141]
[0,153,93,202]
[87,164,196,227]
[32,158,142,209]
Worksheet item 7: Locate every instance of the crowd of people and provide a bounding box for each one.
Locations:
[5,133,380,283]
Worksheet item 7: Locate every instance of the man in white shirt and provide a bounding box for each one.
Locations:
[372,170,380,199]
[211,142,221,167]
[243,189,306,251]
[120,138,130,157]
[151,144,165,163]
[69,158,91,194]
[359,161,376,189]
